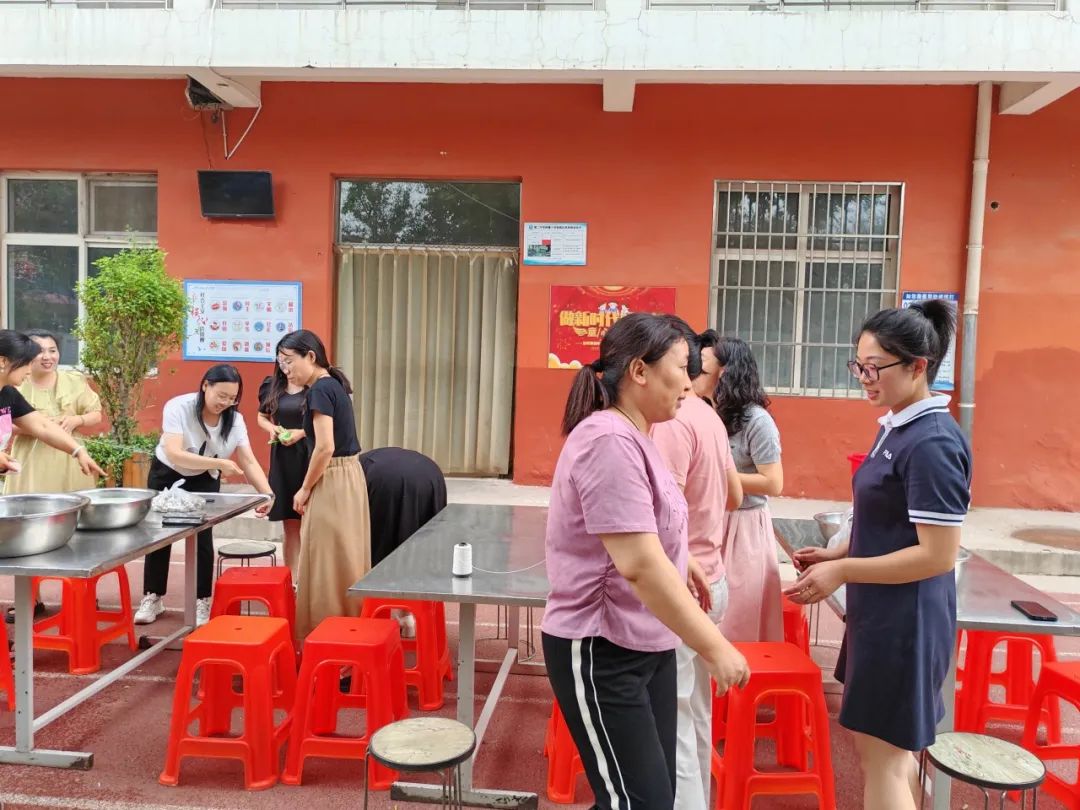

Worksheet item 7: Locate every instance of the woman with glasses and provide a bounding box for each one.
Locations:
[275,330,370,639]
[257,361,310,576]
[135,364,274,627]
[711,337,784,643]
[789,300,970,810]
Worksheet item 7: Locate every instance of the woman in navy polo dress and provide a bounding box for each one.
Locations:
[788,300,972,810]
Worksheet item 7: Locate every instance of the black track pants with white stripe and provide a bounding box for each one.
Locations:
[542,632,678,810]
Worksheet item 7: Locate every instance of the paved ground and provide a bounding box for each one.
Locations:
[1,478,1079,809]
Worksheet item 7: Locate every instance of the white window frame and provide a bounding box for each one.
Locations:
[709,180,905,398]
[0,172,158,365]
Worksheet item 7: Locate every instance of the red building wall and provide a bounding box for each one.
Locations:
[0,78,1074,509]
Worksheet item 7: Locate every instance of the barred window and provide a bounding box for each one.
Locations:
[710,181,902,397]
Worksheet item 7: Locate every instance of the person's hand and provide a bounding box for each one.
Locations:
[217,459,244,478]
[793,544,846,573]
[783,559,847,605]
[278,430,305,447]
[58,415,83,434]
[0,453,20,475]
[254,494,274,517]
[293,487,311,516]
[687,557,712,613]
[706,640,751,696]
[76,450,105,480]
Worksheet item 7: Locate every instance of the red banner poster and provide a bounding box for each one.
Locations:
[548,285,678,369]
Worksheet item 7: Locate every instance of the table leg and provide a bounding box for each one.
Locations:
[13,575,33,753]
[931,653,958,810]
[507,606,521,659]
[184,532,197,630]
[458,602,477,789]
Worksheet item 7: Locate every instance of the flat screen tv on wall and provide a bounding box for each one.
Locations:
[197,170,275,219]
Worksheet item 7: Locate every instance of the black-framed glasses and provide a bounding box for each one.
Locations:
[847,359,905,382]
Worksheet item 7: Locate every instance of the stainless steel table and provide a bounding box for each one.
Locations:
[348,503,548,809]
[773,516,1080,810]
[0,492,269,770]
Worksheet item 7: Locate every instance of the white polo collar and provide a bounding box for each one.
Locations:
[878,395,952,430]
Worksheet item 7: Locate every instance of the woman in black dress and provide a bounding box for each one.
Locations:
[361,446,447,567]
[257,365,311,574]
[789,300,971,810]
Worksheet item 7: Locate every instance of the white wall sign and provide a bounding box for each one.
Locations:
[184,280,302,362]
[523,222,587,266]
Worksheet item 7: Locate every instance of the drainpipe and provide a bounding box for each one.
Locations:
[959,81,992,440]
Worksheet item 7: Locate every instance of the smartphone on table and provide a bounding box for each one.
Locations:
[1011,600,1058,622]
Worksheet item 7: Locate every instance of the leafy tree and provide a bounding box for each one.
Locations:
[74,246,188,446]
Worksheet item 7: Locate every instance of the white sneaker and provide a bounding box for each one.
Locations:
[195,597,212,627]
[134,593,164,625]
[399,612,417,640]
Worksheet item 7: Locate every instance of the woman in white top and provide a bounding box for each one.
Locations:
[134,364,273,627]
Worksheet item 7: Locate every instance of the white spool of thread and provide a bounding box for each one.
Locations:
[452,542,473,577]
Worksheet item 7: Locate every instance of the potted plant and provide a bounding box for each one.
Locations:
[74,246,188,487]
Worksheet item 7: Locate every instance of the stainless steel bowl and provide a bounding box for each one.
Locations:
[814,511,846,542]
[0,494,90,558]
[73,487,157,531]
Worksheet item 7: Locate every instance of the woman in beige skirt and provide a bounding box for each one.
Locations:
[276,329,371,638]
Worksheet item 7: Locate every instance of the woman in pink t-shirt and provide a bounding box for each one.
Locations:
[541,313,750,810]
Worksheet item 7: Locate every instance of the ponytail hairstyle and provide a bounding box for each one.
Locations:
[0,330,43,371]
[712,337,770,436]
[261,363,290,420]
[857,299,956,386]
[195,364,244,442]
[275,329,353,394]
[561,312,685,436]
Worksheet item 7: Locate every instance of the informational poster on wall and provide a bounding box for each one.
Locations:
[549,285,678,369]
[524,222,587,266]
[184,280,302,363]
[901,291,958,391]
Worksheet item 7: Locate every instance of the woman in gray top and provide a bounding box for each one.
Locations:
[711,337,784,642]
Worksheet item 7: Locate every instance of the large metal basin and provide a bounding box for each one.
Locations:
[0,494,90,558]
[73,488,156,531]
[814,511,846,542]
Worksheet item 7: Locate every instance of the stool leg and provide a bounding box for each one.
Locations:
[363,753,370,810]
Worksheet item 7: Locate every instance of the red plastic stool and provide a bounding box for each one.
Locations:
[360,598,452,710]
[847,453,867,475]
[30,567,136,675]
[544,700,588,804]
[0,642,13,710]
[1022,660,1080,807]
[282,617,407,789]
[159,616,297,791]
[957,631,1060,742]
[782,595,810,655]
[711,601,809,771]
[717,642,836,810]
[211,566,296,639]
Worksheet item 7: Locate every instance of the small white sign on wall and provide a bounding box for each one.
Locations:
[523,222,588,266]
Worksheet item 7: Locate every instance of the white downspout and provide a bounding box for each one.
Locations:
[958,81,992,440]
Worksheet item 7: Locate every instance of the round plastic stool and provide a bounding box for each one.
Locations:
[920,732,1045,809]
[215,540,278,578]
[363,717,476,809]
